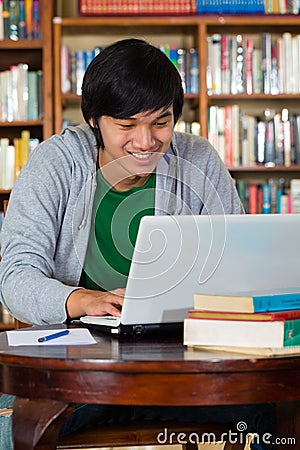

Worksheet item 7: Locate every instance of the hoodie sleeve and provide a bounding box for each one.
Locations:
[0,139,80,325]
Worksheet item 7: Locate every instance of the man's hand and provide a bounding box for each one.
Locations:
[66,288,125,319]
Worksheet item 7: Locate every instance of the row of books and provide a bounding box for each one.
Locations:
[0,65,43,123]
[0,0,40,41]
[0,132,39,190]
[208,106,300,168]
[79,0,197,15]
[264,0,300,13]
[61,44,199,95]
[236,178,300,214]
[174,120,200,135]
[184,291,300,356]
[207,32,300,96]
[79,0,300,15]
[197,0,265,13]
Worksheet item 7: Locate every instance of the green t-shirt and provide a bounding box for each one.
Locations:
[80,169,156,291]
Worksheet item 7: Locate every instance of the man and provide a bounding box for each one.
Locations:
[0,39,273,449]
[0,38,243,325]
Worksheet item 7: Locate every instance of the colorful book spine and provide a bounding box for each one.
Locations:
[0,0,4,40]
[18,0,26,39]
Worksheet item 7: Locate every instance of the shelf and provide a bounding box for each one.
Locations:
[209,94,300,100]
[228,165,300,172]
[0,120,44,127]
[0,40,43,50]
[0,0,53,141]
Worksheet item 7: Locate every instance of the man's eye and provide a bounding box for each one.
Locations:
[118,123,133,128]
[155,121,168,126]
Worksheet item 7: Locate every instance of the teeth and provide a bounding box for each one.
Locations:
[131,152,152,159]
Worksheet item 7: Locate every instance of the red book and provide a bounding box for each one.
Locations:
[245,37,254,95]
[248,181,258,214]
[188,309,300,322]
[224,105,232,166]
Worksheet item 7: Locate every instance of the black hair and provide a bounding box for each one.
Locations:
[81,38,184,148]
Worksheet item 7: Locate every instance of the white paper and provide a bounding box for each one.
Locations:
[7,328,97,346]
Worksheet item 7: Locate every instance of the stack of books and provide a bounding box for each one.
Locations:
[184,291,300,356]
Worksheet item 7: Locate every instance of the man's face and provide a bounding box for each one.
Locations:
[98,106,174,189]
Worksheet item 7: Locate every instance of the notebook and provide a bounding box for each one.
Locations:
[80,213,300,336]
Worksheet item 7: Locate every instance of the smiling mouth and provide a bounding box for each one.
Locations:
[129,152,154,160]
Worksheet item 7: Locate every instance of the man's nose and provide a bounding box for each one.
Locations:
[132,126,155,149]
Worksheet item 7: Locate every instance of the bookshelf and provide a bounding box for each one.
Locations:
[0,0,54,328]
[0,0,53,196]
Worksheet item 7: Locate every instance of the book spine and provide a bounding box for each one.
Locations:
[27,71,38,120]
[290,179,300,213]
[32,0,40,39]
[0,0,3,40]
[2,0,9,39]
[0,138,9,189]
[221,34,230,94]
[177,48,186,93]
[245,37,253,95]
[249,181,258,214]
[254,293,300,312]
[262,183,271,214]
[18,0,26,39]
[25,0,33,39]
[261,33,272,95]
[284,320,300,346]
[211,34,221,95]
[8,0,19,41]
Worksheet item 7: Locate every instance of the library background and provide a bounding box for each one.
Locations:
[1,0,300,327]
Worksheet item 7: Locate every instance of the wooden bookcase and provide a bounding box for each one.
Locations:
[0,0,54,329]
[0,0,54,212]
[53,14,300,206]
[0,0,53,198]
[0,0,54,141]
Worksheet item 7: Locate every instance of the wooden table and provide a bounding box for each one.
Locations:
[0,325,300,449]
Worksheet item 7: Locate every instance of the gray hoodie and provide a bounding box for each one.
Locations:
[0,124,243,325]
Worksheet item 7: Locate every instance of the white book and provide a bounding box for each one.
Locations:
[17,63,29,121]
[277,37,284,94]
[206,36,213,96]
[217,107,226,163]
[230,36,238,94]
[10,65,19,121]
[282,32,293,94]
[61,43,71,94]
[5,70,14,122]
[282,108,291,167]
[290,179,300,213]
[231,104,240,167]
[211,34,222,95]
[184,317,300,349]
[3,145,15,190]
[0,138,9,189]
[291,35,298,94]
[208,105,218,150]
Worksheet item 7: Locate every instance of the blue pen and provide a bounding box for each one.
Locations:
[38,329,70,343]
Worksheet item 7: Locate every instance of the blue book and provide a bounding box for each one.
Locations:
[194,292,300,313]
[262,184,271,214]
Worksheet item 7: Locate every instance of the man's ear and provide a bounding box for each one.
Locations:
[88,118,95,128]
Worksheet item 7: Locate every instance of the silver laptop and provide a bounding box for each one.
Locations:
[80,213,300,335]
